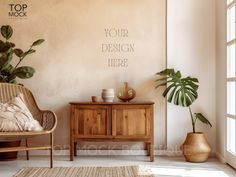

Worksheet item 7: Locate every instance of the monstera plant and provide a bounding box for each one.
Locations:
[0,25,44,84]
[155,68,212,162]
[155,68,212,132]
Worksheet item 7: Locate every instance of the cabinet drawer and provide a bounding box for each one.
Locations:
[72,106,110,136]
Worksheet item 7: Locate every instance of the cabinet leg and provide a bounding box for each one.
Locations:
[70,140,74,161]
[74,142,77,156]
[146,143,150,156]
[150,143,154,162]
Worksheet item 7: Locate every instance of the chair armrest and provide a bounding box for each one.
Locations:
[41,110,57,132]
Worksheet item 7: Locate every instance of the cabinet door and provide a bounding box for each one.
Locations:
[112,105,151,137]
[73,106,110,136]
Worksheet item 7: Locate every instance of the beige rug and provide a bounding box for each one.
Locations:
[14,166,154,177]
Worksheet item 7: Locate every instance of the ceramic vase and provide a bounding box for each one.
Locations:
[101,89,115,102]
[117,82,136,102]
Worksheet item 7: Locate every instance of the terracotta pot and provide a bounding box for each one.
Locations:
[0,140,21,161]
[181,132,211,163]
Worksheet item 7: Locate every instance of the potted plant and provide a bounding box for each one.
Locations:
[155,68,212,162]
[0,25,44,160]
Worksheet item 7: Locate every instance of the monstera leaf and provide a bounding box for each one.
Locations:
[155,68,199,107]
[194,113,212,128]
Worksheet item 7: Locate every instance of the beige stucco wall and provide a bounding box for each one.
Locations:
[0,0,217,154]
[0,0,167,150]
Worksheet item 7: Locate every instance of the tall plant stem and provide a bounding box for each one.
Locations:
[5,46,33,82]
[14,58,23,70]
[189,106,195,133]
[14,46,33,70]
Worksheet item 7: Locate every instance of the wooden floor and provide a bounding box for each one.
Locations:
[0,156,235,177]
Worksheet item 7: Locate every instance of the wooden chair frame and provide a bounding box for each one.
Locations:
[0,83,57,168]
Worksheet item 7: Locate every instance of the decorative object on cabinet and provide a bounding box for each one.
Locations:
[0,83,57,167]
[91,96,98,102]
[117,82,136,102]
[101,89,115,102]
[69,101,154,162]
[155,68,212,163]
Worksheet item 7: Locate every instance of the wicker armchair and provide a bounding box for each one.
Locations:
[0,83,57,168]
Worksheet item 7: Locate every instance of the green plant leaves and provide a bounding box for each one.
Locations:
[26,49,36,55]
[21,49,36,58]
[1,64,14,76]
[155,68,199,107]
[9,79,17,84]
[9,42,15,48]
[0,41,12,53]
[156,68,175,76]
[16,49,36,59]
[194,113,212,128]
[32,39,44,46]
[155,69,212,132]
[1,25,13,40]
[13,48,24,57]
[0,25,44,84]
[0,50,13,70]
[12,66,35,79]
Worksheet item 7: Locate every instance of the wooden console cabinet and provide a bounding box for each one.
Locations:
[69,102,154,161]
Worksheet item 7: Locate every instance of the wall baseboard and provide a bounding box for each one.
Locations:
[214,152,226,163]
[19,149,183,157]
[19,150,219,159]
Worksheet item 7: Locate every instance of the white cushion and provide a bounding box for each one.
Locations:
[0,93,43,132]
